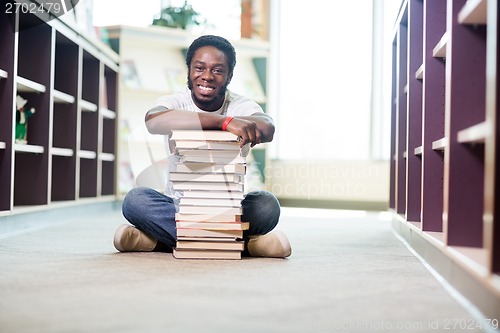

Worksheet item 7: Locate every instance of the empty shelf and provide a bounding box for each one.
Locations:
[53,90,75,104]
[17,76,46,93]
[433,32,448,58]
[457,121,489,144]
[458,0,487,25]
[14,143,44,154]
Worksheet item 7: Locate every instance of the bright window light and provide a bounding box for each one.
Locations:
[274,1,373,160]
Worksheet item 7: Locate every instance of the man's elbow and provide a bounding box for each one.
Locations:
[144,107,169,134]
[262,124,275,143]
[145,115,160,134]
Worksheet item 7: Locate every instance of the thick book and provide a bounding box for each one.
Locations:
[176,221,249,230]
[170,172,243,183]
[179,197,242,207]
[172,181,244,192]
[178,205,242,215]
[179,190,245,200]
[176,147,249,158]
[173,248,242,260]
[174,162,246,174]
[179,154,246,164]
[176,239,245,251]
[171,130,240,142]
[175,213,241,222]
[174,140,242,150]
[176,228,243,238]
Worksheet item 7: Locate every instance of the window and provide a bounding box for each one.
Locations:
[269,1,373,160]
[269,0,400,161]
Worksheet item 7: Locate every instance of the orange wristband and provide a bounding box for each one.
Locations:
[221,116,234,131]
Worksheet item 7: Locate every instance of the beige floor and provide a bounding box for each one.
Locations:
[0,206,488,332]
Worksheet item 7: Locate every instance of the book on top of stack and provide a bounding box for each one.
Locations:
[170,130,249,260]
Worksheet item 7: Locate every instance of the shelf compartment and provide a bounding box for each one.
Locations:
[82,51,99,107]
[78,150,97,159]
[14,151,48,206]
[16,76,46,93]
[432,138,447,151]
[102,117,116,155]
[17,15,51,88]
[51,154,76,202]
[14,143,44,154]
[53,89,75,104]
[81,108,98,152]
[80,99,98,112]
[458,0,487,25]
[0,69,7,79]
[457,121,490,144]
[53,102,77,151]
[79,158,98,198]
[101,159,115,196]
[52,147,74,157]
[54,31,78,105]
[433,32,448,58]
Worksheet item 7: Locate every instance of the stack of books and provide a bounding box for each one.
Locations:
[170,130,249,259]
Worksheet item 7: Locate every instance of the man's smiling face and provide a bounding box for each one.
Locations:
[188,45,232,111]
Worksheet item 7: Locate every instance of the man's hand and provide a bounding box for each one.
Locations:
[145,109,275,146]
[224,117,263,147]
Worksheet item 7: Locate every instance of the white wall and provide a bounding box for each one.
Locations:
[268,160,389,208]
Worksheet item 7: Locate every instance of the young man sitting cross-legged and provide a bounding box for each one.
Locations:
[114,35,291,258]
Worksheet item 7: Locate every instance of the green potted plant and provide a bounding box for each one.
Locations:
[152,0,204,30]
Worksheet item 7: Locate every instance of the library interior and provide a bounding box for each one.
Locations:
[1,0,500,332]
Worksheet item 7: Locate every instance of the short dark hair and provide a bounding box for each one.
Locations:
[185,35,236,74]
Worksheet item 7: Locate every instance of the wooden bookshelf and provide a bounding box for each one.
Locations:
[390,0,500,320]
[0,1,119,210]
[0,7,15,211]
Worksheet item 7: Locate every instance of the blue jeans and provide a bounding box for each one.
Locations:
[121,187,281,249]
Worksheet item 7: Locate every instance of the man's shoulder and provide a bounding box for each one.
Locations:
[155,88,192,108]
[225,90,264,116]
[226,89,245,102]
[225,90,259,107]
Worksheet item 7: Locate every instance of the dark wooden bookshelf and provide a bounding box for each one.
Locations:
[390,0,500,321]
[0,9,15,211]
[0,1,119,212]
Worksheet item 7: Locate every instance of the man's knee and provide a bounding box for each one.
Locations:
[243,190,281,220]
[122,187,154,218]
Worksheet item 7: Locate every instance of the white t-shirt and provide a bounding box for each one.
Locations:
[151,86,263,117]
[149,87,264,199]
